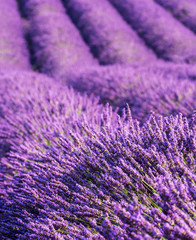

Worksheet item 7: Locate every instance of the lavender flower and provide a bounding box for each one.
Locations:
[155,0,196,34]
[109,0,196,63]
[0,0,30,70]
[63,0,157,65]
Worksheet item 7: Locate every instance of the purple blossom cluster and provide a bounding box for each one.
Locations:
[17,0,96,79]
[63,0,157,65]
[67,64,196,122]
[109,0,196,63]
[1,72,196,239]
[0,0,30,70]
[155,0,196,33]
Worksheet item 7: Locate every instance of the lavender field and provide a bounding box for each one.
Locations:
[0,0,196,239]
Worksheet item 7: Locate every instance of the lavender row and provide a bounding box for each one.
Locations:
[63,0,157,65]
[67,64,196,123]
[109,0,196,64]
[155,0,196,34]
[17,0,96,79]
[0,71,104,146]
[0,71,195,238]
[0,0,30,70]
[138,62,196,81]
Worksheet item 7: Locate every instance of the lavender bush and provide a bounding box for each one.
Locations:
[63,0,157,65]
[0,0,30,70]
[109,0,196,63]
[67,64,196,122]
[155,0,196,33]
[1,86,196,238]
[17,0,96,79]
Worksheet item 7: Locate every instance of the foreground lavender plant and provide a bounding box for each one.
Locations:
[67,64,196,122]
[63,0,157,65]
[17,0,96,78]
[1,90,196,239]
[0,0,30,70]
[109,0,196,63]
[155,0,196,34]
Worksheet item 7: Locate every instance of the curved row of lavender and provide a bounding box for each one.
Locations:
[155,0,196,33]
[17,0,96,79]
[63,0,157,65]
[0,0,30,70]
[0,71,104,147]
[0,72,196,239]
[67,64,196,123]
[109,0,196,64]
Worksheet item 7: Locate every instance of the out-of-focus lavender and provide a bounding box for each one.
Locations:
[1,91,196,239]
[17,0,96,79]
[0,0,30,70]
[155,0,196,34]
[63,0,157,65]
[109,0,196,63]
[67,64,196,122]
[138,62,196,81]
